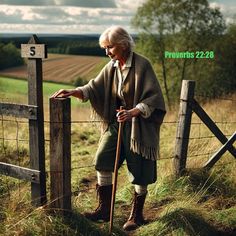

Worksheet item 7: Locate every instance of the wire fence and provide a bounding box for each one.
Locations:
[0,95,236,197]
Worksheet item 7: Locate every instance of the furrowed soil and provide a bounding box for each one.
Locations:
[0,54,108,84]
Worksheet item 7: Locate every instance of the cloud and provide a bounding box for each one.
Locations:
[210,1,236,23]
[115,0,145,9]
[0,0,117,7]
[0,4,135,34]
[0,6,45,24]
[55,0,117,8]
[0,0,142,35]
[0,0,54,5]
[0,5,132,26]
[0,6,47,24]
[2,0,233,35]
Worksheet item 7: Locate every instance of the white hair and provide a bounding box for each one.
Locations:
[99,26,135,51]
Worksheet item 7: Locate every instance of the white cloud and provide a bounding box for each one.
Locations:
[115,0,145,9]
[0,2,139,34]
[210,2,226,11]
[210,1,236,23]
[0,0,117,7]
[0,22,133,35]
[1,0,234,35]
[0,0,54,6]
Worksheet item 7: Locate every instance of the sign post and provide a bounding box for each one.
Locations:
[21,35,47,206]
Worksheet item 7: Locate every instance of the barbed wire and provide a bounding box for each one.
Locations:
[195,94,236,102]
[187,151,217,158]
[0,117,235,126]
[0,137,28,142]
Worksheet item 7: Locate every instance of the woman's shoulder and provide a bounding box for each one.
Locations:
[133,52,152,68]
[102,59,115,71]
[97,60,115,76]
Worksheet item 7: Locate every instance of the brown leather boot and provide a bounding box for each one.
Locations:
[123,192,147,231]
[83,184,112,222]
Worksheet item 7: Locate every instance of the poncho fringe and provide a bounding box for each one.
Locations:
[130,138,159,161]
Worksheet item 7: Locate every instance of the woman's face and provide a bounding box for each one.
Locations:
[102,42,126,62]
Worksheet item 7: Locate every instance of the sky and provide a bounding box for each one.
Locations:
[0,0,235,35]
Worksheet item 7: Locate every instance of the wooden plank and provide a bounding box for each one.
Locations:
[21,44,47,59]
[50,98,71,215]
[0,162,40,183]
[0,102,37,120]
[192,99,236,158]
[174,80,195,177]
[26,35,47,206]
[204,132,236,169]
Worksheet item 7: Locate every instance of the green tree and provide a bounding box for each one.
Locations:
[132,0,226,107]
[213,23,236,95]
[0,42,24,70]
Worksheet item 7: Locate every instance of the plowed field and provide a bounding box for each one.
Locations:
[0,54,108,84]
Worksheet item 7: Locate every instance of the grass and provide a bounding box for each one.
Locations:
[0,76,236,235]
[0,76,71,103]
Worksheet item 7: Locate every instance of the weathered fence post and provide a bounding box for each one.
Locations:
[21,35,47,205]
[173,80,195,177]
[49,98,71,215]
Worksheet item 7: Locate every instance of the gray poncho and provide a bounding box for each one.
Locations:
[81,52,166,160]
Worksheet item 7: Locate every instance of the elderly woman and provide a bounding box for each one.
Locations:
[51,26,166,231]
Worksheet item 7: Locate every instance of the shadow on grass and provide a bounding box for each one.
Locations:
[186,169,236,199]
[137,207,236,236]
[62,210,127,236]
[159,207,218,236]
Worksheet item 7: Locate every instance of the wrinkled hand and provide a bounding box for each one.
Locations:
[50,89,76,98]
[50,88,83,99]
[116,109,131,122]
[116,108,141,122]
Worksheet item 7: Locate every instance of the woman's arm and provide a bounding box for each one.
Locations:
[50,88,84,99]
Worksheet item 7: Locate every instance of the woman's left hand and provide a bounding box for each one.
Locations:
[116,108,141,122]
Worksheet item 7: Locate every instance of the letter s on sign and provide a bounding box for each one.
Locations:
[30,46,36,56]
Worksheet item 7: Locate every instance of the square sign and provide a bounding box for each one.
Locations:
[21,44,47,59]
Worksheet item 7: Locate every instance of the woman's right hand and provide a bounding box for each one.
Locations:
[50,88,83,99]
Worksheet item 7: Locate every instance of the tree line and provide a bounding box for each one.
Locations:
[48,39,104,56]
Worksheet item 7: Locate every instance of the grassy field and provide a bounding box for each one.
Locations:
[0,54,109,84]
[0,76,74,103]
[1,93,236,235]
[0,60,236,235]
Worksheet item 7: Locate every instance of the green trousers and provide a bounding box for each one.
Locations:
[95,121,157,185]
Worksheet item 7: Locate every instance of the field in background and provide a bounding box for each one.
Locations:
[0,54,108,84]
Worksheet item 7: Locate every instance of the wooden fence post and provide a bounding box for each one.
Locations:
[173,80,195,177]
[49,98,71,215]
[22,35,47,205]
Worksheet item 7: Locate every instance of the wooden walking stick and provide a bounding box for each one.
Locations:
[109,106,124,234]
